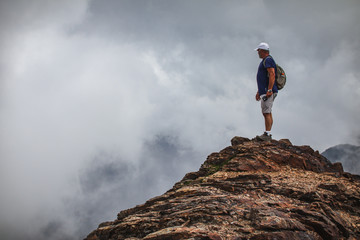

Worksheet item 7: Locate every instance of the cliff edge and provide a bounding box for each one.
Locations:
[85,137,360,240]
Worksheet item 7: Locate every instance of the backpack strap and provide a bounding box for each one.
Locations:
[262,55,272,68]
[262,55,277,81]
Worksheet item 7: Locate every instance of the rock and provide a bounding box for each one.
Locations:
[322,144,360,175]
[85,137,360,240]
[231,136,251,146]
[279,138,293,146]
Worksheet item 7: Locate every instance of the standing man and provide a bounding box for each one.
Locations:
[255,42,278,141]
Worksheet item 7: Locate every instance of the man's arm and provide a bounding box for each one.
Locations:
[256,92,260,101]
[266,67,275,97]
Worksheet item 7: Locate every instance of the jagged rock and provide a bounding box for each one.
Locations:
[85,137,360,240]
[322,144,360,175]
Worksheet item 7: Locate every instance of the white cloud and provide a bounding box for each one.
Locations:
[1,0,360,239]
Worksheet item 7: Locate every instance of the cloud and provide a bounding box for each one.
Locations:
[55,134,200,239]
[0,0,360,239]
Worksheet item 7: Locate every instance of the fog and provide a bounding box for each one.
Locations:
[0,0,359,239]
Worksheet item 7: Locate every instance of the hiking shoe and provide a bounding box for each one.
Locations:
[256,132,272,142]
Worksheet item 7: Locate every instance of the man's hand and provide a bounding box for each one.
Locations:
[266,90,273,98]
[256,92,260,101]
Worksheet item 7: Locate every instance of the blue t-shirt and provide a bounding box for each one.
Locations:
[257,56,278,95]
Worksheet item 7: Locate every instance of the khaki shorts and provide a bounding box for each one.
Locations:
[260,93,277,114]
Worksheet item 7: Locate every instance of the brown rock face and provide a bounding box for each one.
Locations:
[85,137,360,240]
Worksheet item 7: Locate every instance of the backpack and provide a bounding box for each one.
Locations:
[263,56,286,90]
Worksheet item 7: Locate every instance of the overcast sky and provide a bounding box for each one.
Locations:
[1,0,360,239]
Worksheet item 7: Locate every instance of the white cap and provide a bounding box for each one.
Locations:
[255,42,270,51]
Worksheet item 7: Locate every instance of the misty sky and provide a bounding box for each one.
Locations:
[1,0,360,239]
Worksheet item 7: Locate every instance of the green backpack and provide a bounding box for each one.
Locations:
[263,56,286,90]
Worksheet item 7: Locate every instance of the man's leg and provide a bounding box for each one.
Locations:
[258,94,275,141]
[263,113,273,131]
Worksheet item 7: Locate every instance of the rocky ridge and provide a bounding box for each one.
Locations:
[322,144,360,175]
[85,137,360,240]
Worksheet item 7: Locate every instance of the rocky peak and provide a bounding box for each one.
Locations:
[322,144,360,175]
[85,137,360,240]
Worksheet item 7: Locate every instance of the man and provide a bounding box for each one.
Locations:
[254,42,278,141]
